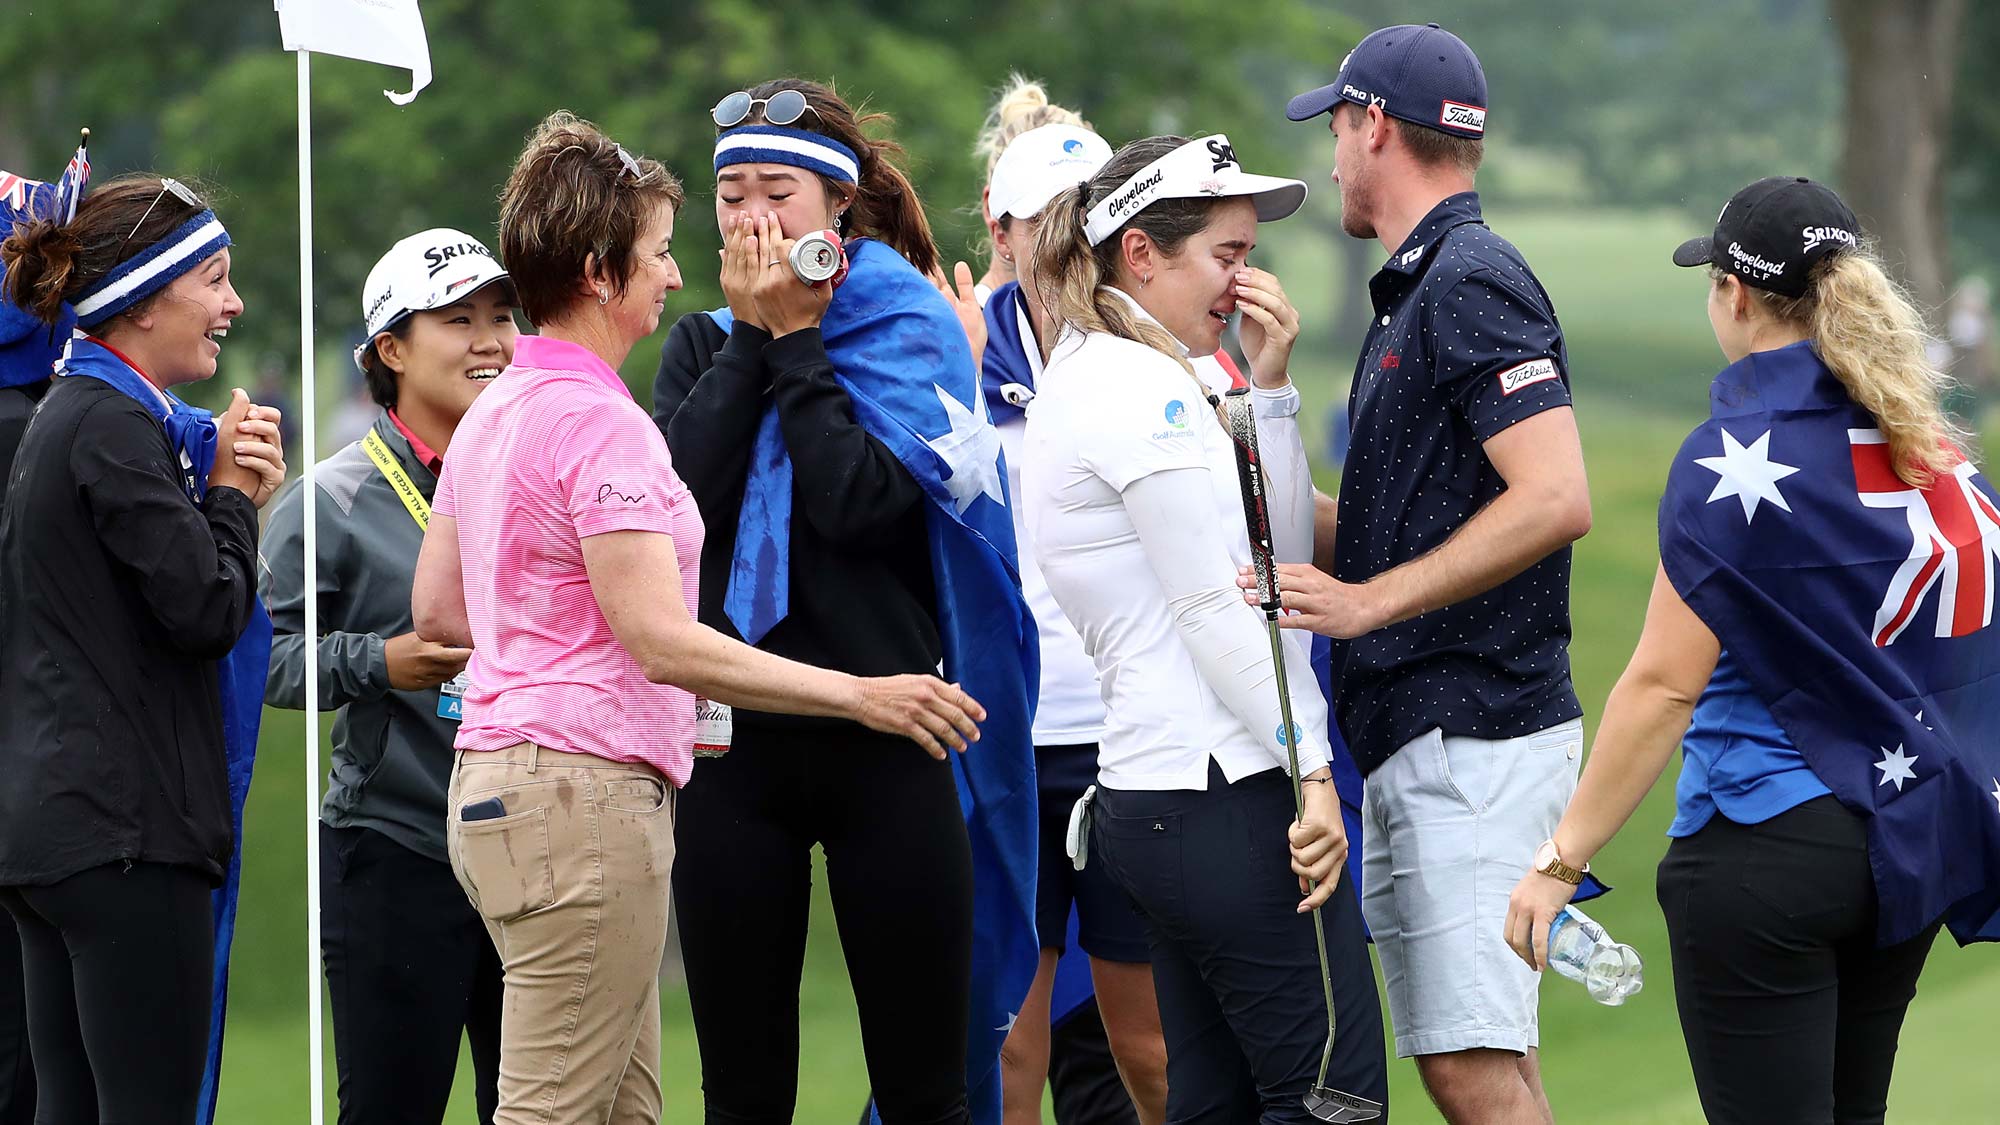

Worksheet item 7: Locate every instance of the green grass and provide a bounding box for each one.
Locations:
[207,206,1999,1122]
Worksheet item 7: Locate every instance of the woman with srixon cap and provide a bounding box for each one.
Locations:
[978,111,1175,1124]
[1504,176,2000,1123]
[1021,134,1389,1122]
[261,227,517,1124]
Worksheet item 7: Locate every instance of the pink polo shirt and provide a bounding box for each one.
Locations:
[432,334,703,784]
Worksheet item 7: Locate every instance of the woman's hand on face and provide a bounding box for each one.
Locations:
[749,214,833,338]
[931,260,987,367]
[1234,267,1301,389]
[208,390,286,507]
[718,215,765,331]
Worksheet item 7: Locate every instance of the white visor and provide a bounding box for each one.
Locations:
[989,124,1114,221]
[1082,134,1307,247]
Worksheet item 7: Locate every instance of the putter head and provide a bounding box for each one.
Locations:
[1305,1086,1385,1123]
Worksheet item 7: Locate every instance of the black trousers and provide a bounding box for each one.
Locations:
[0,915,31,1125]
[0,862,212,1125]
[320,823,503,1125]
[1657,796,1941,1125]
[1092,764,1387,1125]
[674,725,974,1125]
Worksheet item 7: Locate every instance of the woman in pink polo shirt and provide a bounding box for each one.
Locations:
[410,110,985,1125]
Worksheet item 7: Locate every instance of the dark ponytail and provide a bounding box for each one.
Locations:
[743,78,941,278]
[0,174,212,327]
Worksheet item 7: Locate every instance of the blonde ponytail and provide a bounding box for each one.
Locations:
[1734,248,1965,486]
[975,73,1090,177]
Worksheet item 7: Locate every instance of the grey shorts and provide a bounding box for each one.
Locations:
[1361,718,1583,1058]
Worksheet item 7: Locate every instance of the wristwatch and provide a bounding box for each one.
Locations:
[1533,839,1586,886]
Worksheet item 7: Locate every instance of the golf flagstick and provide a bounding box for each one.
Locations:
[1219,387,1383,1124]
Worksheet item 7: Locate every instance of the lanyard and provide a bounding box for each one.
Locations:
[362,429,430,531]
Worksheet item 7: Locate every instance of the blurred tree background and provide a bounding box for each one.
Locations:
[4,2,1998,1121]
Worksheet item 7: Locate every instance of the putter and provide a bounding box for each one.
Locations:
[1220,387,1384,1124]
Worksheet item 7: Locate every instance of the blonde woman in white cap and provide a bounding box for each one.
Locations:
[260,227,517,1125]
[974,74,1091,300]
[979,113,1173,1125]
[1022,135,1389,1122]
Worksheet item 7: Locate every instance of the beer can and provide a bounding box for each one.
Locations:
[788,229,848,287]
[693,697,733,758]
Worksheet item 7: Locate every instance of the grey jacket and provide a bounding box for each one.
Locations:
[259,413,458,863]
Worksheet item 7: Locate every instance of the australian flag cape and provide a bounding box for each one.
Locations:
[0,150,88,390]
[1659,340,2000,946]
[58,336,271,1122]
[707,237,1040,1125]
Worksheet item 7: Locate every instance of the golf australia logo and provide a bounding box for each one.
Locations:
[1440,100,1487,133]
[1152,399,1193,440]
[1497,357,1561,396]
[1802,225,1856,253]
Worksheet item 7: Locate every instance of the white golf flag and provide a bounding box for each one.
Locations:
[275,0,432,104]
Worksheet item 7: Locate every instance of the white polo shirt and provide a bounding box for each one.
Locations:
[1020,309,1329,792]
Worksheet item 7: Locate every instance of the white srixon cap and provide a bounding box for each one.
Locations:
[988,124,1115,222]
[1083,134,1307,246]
[356,228,510,363]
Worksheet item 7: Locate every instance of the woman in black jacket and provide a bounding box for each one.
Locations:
[0,174,286,1123]
[654,78,982,1124]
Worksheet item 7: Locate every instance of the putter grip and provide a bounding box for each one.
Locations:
[1221,387,1280,612]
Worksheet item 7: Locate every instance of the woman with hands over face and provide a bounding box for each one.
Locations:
[653,78,1039,1125]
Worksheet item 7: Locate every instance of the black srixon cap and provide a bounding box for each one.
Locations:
[1672,176,1860,297]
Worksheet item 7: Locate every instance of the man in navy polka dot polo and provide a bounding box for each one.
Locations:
[1275,23,1593,1124]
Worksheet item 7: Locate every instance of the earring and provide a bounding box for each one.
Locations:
[597,287,609,306]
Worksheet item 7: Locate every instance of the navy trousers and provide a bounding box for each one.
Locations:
[1092,763,1388,1124]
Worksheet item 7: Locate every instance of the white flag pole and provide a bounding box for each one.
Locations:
[295,44,326,1125]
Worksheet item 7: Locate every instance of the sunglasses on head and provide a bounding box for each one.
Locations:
[711,89,820,130]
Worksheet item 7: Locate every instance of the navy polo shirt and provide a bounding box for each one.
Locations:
[1332,191,1582,775]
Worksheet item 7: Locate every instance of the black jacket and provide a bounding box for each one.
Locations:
[0,380,48,507]
[653,315,938,734]
[0,377,261,885]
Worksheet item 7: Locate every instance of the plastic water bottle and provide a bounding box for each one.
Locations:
[1546,905,1644,1006]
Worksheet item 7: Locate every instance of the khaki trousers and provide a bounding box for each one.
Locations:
[447,743,675,1125]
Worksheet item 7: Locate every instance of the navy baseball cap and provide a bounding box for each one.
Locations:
[1673,177,1860,298]
[1286,23,1488,139]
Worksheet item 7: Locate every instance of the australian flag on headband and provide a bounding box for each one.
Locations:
[708,237,1040,1125]
[1659,339,2000,946]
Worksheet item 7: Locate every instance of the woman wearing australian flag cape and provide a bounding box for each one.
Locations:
[653,78,1037,1124]
[0,173,282,1124]
[1505,177,2000,1124]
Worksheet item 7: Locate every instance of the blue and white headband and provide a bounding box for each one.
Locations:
[73,210,232,328]
[713,124,859,184]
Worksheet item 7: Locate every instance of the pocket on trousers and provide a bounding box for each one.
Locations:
[600,776,669,815]
[453,806,556,922]
[1093,809,1182,919]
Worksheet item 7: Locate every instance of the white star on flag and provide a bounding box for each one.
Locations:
[926,382,1007,515]
[1874,744,1919,791]
[995,1011,1018,1033]
[1695,427,1801,523]
[1990,777,2000,814]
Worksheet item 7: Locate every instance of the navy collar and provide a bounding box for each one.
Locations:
[1380,191,1485,277]
[1709,338,1849,418]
